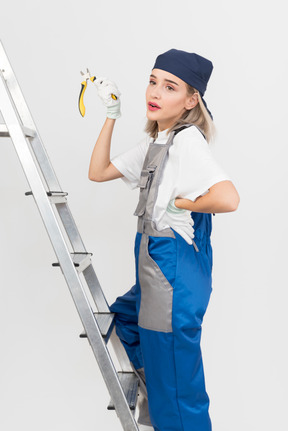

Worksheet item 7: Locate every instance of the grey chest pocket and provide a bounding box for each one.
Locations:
[133,165,157,217]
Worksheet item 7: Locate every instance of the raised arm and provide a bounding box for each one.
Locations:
[88,118,123,182]
[88,77,124,183]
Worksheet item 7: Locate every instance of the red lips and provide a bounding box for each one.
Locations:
[148,101,161,111]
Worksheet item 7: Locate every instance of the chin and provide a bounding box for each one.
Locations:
[146,111,160,121]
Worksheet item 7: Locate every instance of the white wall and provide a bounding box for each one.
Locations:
[0,1,287,430]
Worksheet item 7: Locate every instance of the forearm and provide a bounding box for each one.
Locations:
[88,118,116,181]
[175,182,238,213]
[175,193,228,214]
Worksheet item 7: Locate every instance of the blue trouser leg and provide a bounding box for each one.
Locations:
[109,281,144,370]
[110,227,213,431]
[109,234,151,426]
[109,232,143,370]
[169,230,212,430]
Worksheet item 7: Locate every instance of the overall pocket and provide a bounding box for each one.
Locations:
[133,165,157,217]
[147,235,177,288]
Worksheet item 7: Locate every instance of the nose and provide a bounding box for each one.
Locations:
[150,84,161,99]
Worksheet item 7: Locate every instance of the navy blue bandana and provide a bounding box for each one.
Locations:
[152,49,213,119]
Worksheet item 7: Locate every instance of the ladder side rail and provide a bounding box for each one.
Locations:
[55,202,87,253]
[0,62,117,337]
[0,75,87,293]
[77,295,139,430]
[0,70,60,192]
[82,263,111,312]
[0,41,34,129]
[0,73,85,257]
[110,328,134,372]
[58,261,139,431]
[0,68,92,258]
[0,71,109,323]
[0,43,61,191]
[0,74,139,430]
[1,42,141,429]
[28,134,62,192]
[54,203,112,310]
[0,45,93,264]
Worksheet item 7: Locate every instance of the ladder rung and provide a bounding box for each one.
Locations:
[25,190,68,204]
[47,191,69,204]
[0,124,10,137]
[107,372,139,411]
[23,126,36,138]
[52,252,92,273]
[71,252,92,272]
[49,195,68,204]
[80,312,115,340]
[0,123,36,138]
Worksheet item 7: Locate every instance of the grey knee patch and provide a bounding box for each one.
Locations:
[130,363,153,427]
[130,363,148,398]
[137,392,153,427]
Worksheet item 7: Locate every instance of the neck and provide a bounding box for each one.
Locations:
[157,117,180,132]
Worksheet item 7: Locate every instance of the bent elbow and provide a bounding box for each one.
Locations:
[88,172,101,182]
[230,193,240,211]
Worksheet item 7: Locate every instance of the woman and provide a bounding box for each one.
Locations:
[89,49,240,431]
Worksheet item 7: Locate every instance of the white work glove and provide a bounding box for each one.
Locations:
[93,76,121,119]
[161,198,195,245]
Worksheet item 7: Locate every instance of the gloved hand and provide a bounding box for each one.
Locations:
[93,76,121,119]
[162,198,195,245]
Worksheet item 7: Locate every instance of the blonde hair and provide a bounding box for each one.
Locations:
[144,83,216,143]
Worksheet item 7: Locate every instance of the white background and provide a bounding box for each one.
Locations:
[0,1,287,430]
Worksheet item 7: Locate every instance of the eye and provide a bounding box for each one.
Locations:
[167,85,174,91]
[149,80,156,85]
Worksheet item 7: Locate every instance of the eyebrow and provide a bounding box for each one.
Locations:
[150,74,179,86]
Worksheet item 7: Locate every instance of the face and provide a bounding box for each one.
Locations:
[146,68,198,132]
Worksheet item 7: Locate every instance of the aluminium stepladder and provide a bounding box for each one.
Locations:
[0,40,141,431]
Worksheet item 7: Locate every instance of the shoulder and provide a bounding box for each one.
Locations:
[137,134,150,147]
[174,125,206,143]
[128,134,150,155]
[172,125,209,154]
[111,134,149,165]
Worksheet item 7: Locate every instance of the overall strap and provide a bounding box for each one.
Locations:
[134,131,176,237]
[174,123,206,140]
[133,126,201,251]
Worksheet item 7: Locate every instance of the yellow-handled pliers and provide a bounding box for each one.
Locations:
[79,68,118,117]
[79,68,96,117]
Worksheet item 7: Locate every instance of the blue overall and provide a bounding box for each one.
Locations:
[110,125,213,431]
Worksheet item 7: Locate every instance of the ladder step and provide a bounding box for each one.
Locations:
[52,252,92,273]
[80,312,115,340]
[25,190,68,204]
[71,252,92,272]
[0,124,10,137]
[0,123,36,138]
[47,191,68,204]
[107,372,139,411]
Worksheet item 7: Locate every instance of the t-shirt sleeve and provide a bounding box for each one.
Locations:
[174,127,232,202]
[110,137,148,190]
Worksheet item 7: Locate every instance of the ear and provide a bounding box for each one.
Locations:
[185,93,199,110]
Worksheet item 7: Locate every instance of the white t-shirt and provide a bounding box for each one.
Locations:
[111,125,231,234]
